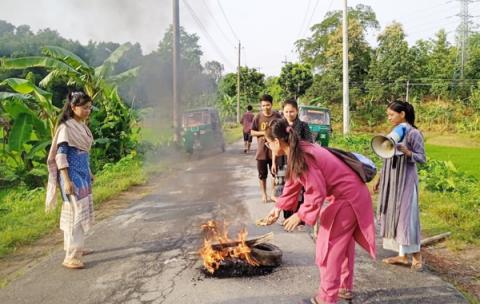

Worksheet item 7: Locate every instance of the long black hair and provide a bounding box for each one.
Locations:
[388,100,417,128]
[265,119,307,179]
[59,91,92,124]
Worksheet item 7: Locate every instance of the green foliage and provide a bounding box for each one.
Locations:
[0,45,139,186]
[0,154,146,258]
[298,5,377,104]
[426,144,480,179]
[264,76,282,103]
[367,22,414,101]
[278,62,313,98]
[217,66,265,119]
[418,160,477,193]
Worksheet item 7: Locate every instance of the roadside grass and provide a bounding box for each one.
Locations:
[425,144,480,179]
[330,133,480,247]
[223,123,243,144]
[0,155,147,258]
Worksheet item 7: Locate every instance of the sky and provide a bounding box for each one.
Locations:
[0,0,477,76]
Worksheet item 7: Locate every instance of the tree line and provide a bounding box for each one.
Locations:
[217,4,480,120]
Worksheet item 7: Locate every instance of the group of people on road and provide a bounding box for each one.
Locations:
[46,89,426,304]
[242,94,426,304]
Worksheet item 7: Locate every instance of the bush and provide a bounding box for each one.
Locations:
[418,160,478,193]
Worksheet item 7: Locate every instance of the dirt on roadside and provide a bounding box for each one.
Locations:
[423,244,480,302]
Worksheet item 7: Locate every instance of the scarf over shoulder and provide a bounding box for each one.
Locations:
[45,118,93,211]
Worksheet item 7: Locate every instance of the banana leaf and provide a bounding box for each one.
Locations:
[8,113,33,151]
[107,66,140,84]
[0,56,79,74]
[95,43,132,78]
[41,45,92,72]
[0,92,32,102]
[26,140,51,159]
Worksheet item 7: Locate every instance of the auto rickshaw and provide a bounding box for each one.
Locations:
[181,107,225,154]
[298,105,331,146]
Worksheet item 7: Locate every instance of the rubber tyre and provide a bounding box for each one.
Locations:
[251,243,282,267]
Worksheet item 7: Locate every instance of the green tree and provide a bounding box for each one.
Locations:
[367,22,414,101]
[264,76,282,103]
[296,5,378,104]
[296,4,379,70]
[278,62,313,99]
[217,67,265,119]
[204,60,224,84]
[1,44,140,170]
[428,30,456,99]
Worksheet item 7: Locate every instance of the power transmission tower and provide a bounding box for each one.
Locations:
[455,0,476,79]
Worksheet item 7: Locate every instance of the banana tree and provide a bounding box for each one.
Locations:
[0,43,139,100]
[0,44,140,173]
[0,80,56,186]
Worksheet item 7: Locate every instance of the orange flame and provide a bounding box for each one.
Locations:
[199,221,259,273]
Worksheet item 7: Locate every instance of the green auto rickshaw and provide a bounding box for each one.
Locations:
[181,107,225,154]
[298,105,331,146]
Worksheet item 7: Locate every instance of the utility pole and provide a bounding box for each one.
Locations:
[406,80,410,102]
[342,0,350,135]
[236,41,241,123]
[172,0,180,142]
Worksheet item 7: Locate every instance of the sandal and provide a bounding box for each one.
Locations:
[382,256,409,266]
[309,297,326,304]
[339,288,353,300]
[82,249,94,256]
[411,261,424,272]
[62,258,84,269]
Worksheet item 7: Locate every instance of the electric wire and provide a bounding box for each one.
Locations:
[216,0,241,42]
[181,0,235,69]
[199,0,236,46]
[296,0,314,39]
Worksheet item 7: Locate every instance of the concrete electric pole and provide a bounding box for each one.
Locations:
[172,0,180,142]
[236,41,241,123]
[342,0,350,135]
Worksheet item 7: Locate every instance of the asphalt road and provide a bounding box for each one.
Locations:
[0,141,468,304]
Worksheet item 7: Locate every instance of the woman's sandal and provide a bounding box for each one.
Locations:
[62,258,84,269]
[82,249,94,256]
[309,297,326,304]
[339,289,354,300]
[382,256,410,266]
[411,261,424,272]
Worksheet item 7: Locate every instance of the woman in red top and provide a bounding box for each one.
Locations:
[263,119,376,304]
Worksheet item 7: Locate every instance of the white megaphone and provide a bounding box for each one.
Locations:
[371,123,408,159]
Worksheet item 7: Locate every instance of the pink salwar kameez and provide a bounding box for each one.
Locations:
[276,142,376,304]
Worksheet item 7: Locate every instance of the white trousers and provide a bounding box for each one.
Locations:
[64,224,84,260]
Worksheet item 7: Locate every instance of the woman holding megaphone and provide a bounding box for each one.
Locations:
[374,100,426,271]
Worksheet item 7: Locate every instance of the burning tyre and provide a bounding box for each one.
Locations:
[199,221,282,277]
[251,243,282,267]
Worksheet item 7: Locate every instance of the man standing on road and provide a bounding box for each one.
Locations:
[251,94,282,203]
[240,105,255,154]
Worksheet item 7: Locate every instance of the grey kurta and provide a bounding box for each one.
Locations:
[377,125,426,251]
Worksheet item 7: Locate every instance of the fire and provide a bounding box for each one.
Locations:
[199,220,259,273]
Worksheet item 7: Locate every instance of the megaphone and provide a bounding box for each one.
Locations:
[371,123,407,159]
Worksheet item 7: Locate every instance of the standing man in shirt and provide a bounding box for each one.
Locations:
[251,94,282,203]
[240,105,255,154]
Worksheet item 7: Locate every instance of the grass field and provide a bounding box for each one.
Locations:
[425,144,480,179]
[0,156,147,258]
